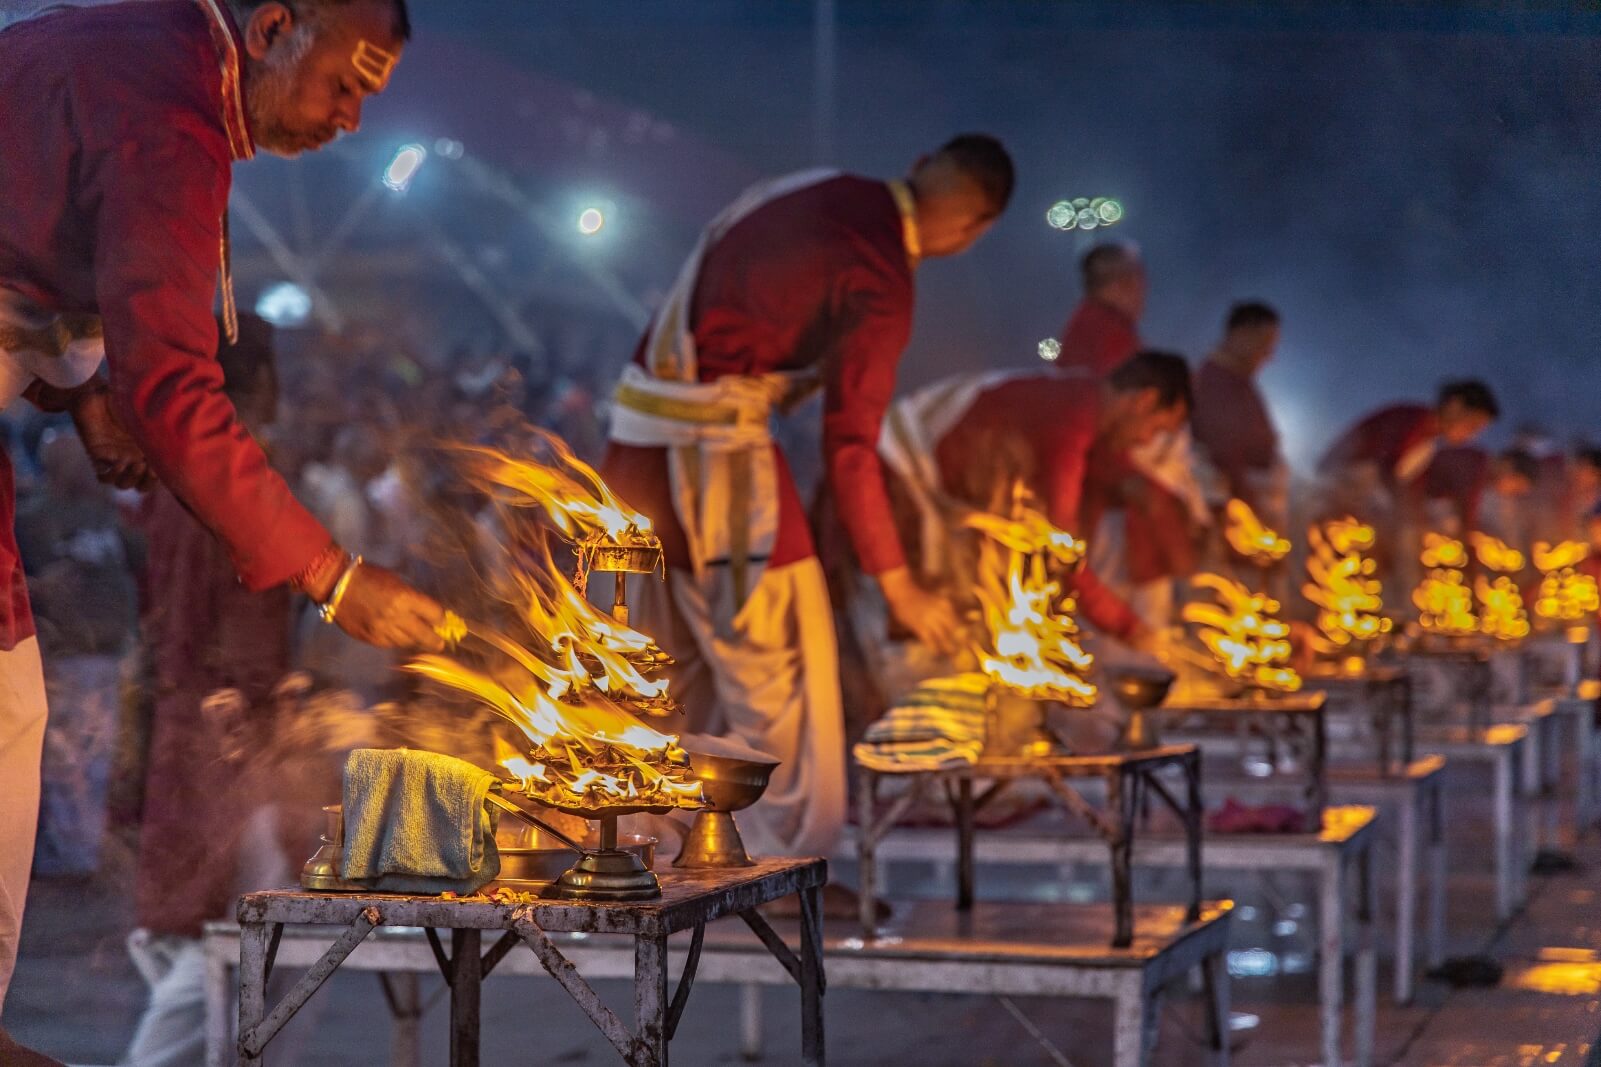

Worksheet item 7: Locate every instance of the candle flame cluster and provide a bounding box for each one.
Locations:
[968,503,1098,705]
[1470,533,1530,641]
[1184,573,1303,693]
[1533,541,1599,623]
[1224,498,1291,564]
[403,432,702,813]
[1413,532,1477,636]
[1303,516,1391,656]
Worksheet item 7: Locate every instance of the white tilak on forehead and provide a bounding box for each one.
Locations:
[352,38,397,90]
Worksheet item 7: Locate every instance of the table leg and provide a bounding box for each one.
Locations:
[237,922,272,1067]
[380,973,422,1067]
[1374,681,1392,774]
[1108,769,1133,949]
[1356,848,1377,1067]
[1319,857,1346,1067]
[1427,776,1446,969]
[1111,974,1148,1067]
[1395,783,1419,1004]
[450,928,482,1067]
[739,984,763,1062]
[1202,947,1230,1067]
[800,883,826,1067]
[204,937,229,1067]
[956,777,975,911]
[856,771,878,938]
[1494,747,1515,920]
[635,933,668,1067]
[1577,699,1596,834]
[1185,756,1202,923]
[1400,678,1415,767]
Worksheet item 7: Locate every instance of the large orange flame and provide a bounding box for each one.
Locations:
[1184,573,1302,692]
[407,434,700,811]
[1533,541,1599,622]
[1303,517,1391,655]
[969,501,1097,705]
[1224,498,1291,564]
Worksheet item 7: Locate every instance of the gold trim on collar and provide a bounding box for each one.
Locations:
[887,179,921,267]
[196,0,254,160]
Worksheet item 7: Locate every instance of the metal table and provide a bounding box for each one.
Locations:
[1303,665,1414,773]
[1404,643,1494,729]
[1157,691,1328,828]
[233,858,827,1067]
[855,745,1202,949]
[1553,684,1600,834]
[1417,722,1531,919]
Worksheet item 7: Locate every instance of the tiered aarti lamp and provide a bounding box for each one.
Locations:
[1413,533,1477,639]
[1533,541,1598,630]
[1471,533,1530,643]
[1184,501,1302,694]
[1303,516,1392,668]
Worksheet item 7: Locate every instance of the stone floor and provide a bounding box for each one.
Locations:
[5,752,1600,1066]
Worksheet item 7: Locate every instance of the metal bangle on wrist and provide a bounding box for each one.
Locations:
[318,554,364,624]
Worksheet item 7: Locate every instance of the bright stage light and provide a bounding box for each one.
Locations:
[1038,338,1062,362]
[383,143,427,192]
[577,207,606,235]
[255,281,312,328]
[1047,196,1124,231]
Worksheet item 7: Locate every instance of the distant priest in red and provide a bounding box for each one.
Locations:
[0,2,445,1052]
[1191,302,1284,521]
[877,352,1194,654]
[603,136,1013,861]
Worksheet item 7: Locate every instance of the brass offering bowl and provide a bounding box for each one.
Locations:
[1108,666,1175,751]
[496,829,656,885]
[674,738,780,868]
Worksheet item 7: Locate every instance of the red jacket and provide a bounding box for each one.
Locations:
[932,375,1142,640]
[0,1,331,648]
[1057,298,1139,377]
[603,175,914,576]
[1318,403,1438,488]
[1192,357,1278,507]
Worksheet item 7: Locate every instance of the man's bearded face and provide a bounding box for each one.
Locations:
[242,3,402,158]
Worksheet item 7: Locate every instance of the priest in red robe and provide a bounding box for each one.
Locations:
[878,351,1195,653]
[0,2,443,1053]
[1191,302,1284,517]
[603,136,1013,863]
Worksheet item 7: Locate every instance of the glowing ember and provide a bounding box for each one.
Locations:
[407,434,700,811]
[1183,573,1302,693]
[1476,575,1531,642]
[1303,517,1392,655]
[1224,498,1291,564]
[1471,532,1526,574]
[970,501,1097,705]
[1533,541,1599,623]
[1413,533,1477,636]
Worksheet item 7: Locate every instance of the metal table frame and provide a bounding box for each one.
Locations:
[855,745,1203,948]
[232,858,827,1067]
[1158,692,1328,827]
[1553,690,1599,834]
[1405,645,1494,729]
[1304,666,1415,773]
[1417,723,1531,919]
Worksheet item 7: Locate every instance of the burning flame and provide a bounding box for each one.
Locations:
[1183,573,1302,693]
[970,500,1096,705]
[1303,517,1391,655]
[1471,532,1526,574]
[1533,541,1599,622]
[407,435,700,811]
[1224,498,1291,564]
[1476,576,1531,641]
[1413,533,1477,636]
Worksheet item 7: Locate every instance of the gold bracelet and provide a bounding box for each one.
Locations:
[318,555,363,625]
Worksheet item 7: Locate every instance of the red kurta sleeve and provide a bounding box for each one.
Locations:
[821,259,914,576]
[79,61,332,590]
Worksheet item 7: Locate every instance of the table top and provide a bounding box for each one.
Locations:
[1416,722,1528,749]
[1328,754,1447,785]
[1302,665,1408,687]
[1160,691,1327,716]
[860,744,1199,780]
[238,857,827,938]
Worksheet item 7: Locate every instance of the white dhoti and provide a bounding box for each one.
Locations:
[0,637,48,1013]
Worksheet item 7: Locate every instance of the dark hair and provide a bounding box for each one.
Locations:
[1108,349,1193,414]
[1498,448,1538,484]
[216,313,279,408]
[933,134,1015,211]
[230,0,412,41]
[1226,301,1280,332]
[1575,446,1601,472]
[1081,241,1141,293]
[1438,379,1499,420]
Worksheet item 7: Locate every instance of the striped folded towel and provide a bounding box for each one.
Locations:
[853,673,989,773]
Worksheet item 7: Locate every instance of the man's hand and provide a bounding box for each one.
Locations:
[70,390,156,491]
[878,566,964,655]
[330,563,449,651]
